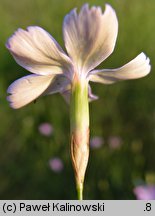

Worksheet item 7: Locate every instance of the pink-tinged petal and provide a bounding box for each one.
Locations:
[89,53,151,84]
[7,74,69,109]
[88,85,99,102]
[63,4,118,75]
[60,88,71,104]
[43,75,71,95]
[6,26,73,77]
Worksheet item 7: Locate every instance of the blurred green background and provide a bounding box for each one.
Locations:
[0,0,155,199]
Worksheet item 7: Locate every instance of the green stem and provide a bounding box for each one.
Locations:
[70,76,89,132]
[77,183,83,200]
[70,75,89,200]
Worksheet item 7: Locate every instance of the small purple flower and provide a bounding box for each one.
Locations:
[90,136,104,149]
[108,136,122,149]
[49,157,64,173]
[38,122,53,136]
[133,185,155,200]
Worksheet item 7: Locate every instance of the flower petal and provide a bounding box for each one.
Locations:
[61,89,71,104]
[7,74,69,109]
[88,85,99,102]
[89,53,151,84]
[43,75,71,95]
[63,4,118,74]
[6,26,73,77]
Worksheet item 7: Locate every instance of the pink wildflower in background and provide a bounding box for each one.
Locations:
[38,122,53,136]
[90,136,104,149]
[108,136,122,149]
[133,185,155,200]
[49,157,64,173]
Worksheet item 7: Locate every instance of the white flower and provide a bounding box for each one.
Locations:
[6,4,151,109]
[6,4,151,200]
